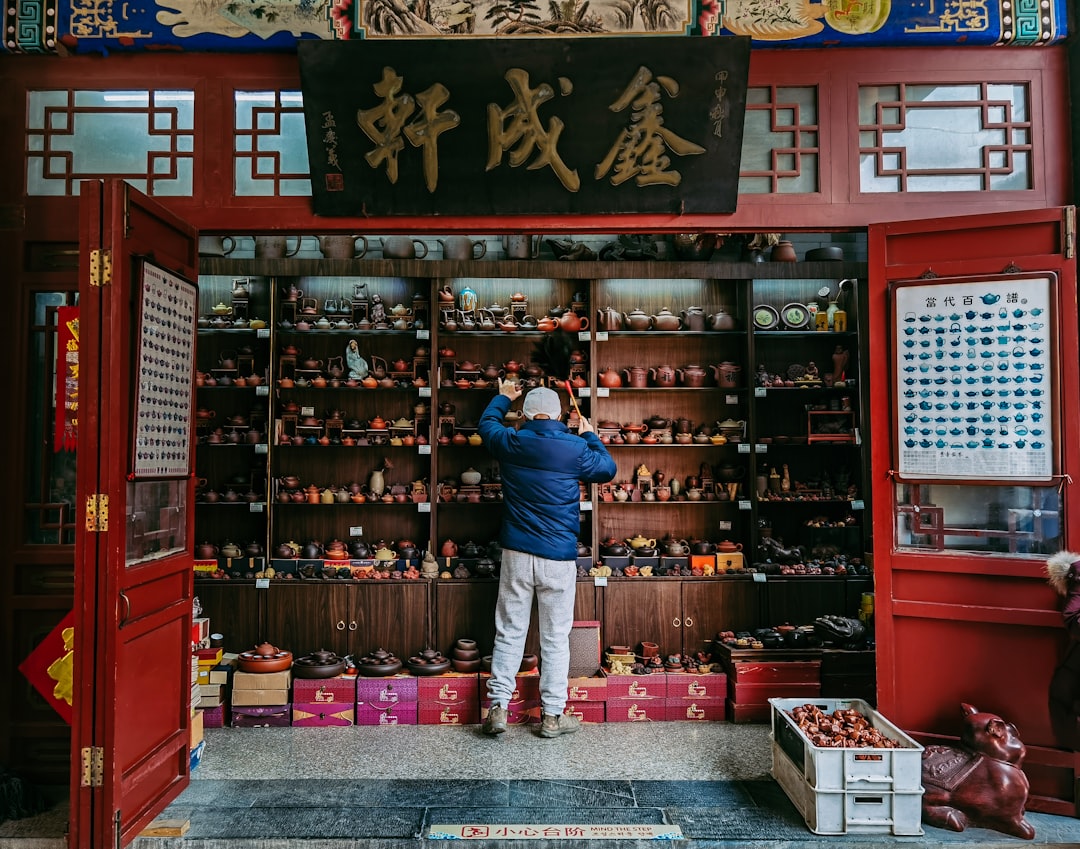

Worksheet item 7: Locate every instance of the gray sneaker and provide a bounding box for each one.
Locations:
[538,712,581,738]
[482,704,507,736]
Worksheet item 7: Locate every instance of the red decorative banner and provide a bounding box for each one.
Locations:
[18,610,75,725]
[55,306,79,452]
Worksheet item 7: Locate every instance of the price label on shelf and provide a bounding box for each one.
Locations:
[752,572,767,583]
[717,520,732,531]
[349,526,363,537]
[418,444,431,455]
[593,576,608,587]
[256,385,269,396]
[256,578,270,589]
[738,443,751,454]
[596,388,610,398]
[249,502,264,513]
[416,329,430,340]
[580,501,593,511]
[578,387,591,397]
[852,499,865,510]
[755,387,767,398]
[418,502,431,512]
[301,406,314,417]
[418,386,432,398]
[255,443,268,454]
[738,500,752,510]
[594,331,609,342]
[755,444,768,453]
[578,331,590,342]
[725,394,738,405]
[256,328,270,339]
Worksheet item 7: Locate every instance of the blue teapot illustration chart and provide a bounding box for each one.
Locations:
[894,279,1053,479]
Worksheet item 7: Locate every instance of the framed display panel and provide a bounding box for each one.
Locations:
[891,272,1055,483]
[132,259,199,478]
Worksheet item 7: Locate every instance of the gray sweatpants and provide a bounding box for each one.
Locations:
[486,547,576,716]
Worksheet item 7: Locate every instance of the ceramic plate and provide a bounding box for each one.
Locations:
[781,302,810,329]
[752,304,780,330]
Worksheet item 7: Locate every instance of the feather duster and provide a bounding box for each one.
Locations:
[531,329,581,417]
[1046,551,1080,596]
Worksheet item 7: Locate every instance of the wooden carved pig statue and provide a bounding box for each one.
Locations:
[921,703,1035,839]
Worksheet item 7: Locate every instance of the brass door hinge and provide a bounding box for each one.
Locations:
[89,249,112,287]
[1065,207,1075,260]
[81,746,104,787]
[86,494,109,532]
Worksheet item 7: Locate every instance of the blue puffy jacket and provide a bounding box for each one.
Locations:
[479,394,616,561]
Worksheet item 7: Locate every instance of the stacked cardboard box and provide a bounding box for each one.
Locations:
[231,669,291,726]
[293,675,358,726]
[604,672,667,722]
[418,673,480,725]
[357,674,418,725]
[566,675,606,722]
[665,671,728,721]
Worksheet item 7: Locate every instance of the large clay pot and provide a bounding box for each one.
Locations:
[318,235,367,259]
[380,236,428,259]
[439,236,486,260]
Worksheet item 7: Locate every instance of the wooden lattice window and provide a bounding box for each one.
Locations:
[233,90,311,196]
[738,85,819,195]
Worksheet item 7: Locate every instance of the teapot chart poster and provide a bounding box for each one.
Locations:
[893,274,1054,482]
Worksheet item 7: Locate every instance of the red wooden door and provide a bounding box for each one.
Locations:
[868,207,1079,815]
[72,180,199,849]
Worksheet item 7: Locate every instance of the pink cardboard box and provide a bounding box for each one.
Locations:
[230,704,291,727]
[565,701,605,723]
[481,701,540,725]
[357,701,418,726]
[605,697,667,723]
[666,672,727,699]
[418,674,479,705]
[567,676,607,702]
[292,703,355,726]
[603,672,667,700]
[355,674,418,705]
[293,676,357,703]
[199,704,227,728]
[418,702,480,725]
[665,698,726,722]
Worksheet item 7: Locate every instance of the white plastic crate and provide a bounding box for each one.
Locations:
[772,741,923,835]
[769,697,923,792]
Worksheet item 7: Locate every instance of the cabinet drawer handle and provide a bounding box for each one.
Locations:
[336,620,346,631]
[672,617,682,628]
[349,620,358,631]
[684,617,693,627]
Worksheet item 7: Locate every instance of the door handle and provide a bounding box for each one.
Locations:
[684,617,693,627]
[672,617,682,628]
[336,620,346,631]
[349,621,358,631]
[118,591,131,628]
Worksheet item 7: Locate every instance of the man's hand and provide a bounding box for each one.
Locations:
[577,413,594,434]
[499,378,523,401]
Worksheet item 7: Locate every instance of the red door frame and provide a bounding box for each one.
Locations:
[868,206,1079,813]
[72,180,199,849]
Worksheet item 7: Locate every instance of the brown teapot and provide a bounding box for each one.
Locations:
[597,367,622,388]
[651,308,681,331]
[623,309,652,331]
[596,306,622,331]
[649,364,676,387]
[713,362,742,388]
[195,541,219,559]
[622,366,648,388]
[678,364,708,387]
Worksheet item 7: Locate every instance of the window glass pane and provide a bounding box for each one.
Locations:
[739,85,818,195]
[895,482,1060,555]
[234,90,311,197]
[25,292,79,545]
[859,83,1031,193]
[26,90,194,196]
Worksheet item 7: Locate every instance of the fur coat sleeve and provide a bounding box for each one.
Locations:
[1046,551,1080,640]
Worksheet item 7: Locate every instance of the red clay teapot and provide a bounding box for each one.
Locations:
[598,367,623,388]
[678,364,708,387]
[558,311,589,333]
[649,364,676,387]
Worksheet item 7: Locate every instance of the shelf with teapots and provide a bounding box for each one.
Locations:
[273,409,431,449]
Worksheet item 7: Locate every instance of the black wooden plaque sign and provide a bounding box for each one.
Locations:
[298,37,750,218]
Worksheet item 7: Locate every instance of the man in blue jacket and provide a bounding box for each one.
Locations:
[479,380,616,738]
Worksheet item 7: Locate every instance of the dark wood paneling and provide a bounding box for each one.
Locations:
[681,579,759,656]
[353,582,429,660]
[192,582,263,654]
[264,583,355,657]
[765,577,848,625]
[434,581,500,657]
[602,580,682,657]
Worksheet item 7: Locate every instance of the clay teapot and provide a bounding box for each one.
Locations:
[536,315,558,332]
[709,308,737,331]
[717,540,743,553]
[440,539,459,557]
[626,534,657,549]
[279,475,301,489]
[623,309,652,331]
[598,367,623,388]
[622,366,648,388]
[716,462,744,482]
[649,364,676,387]
[713,362,742,388]
[651,308,681,331]
[558,311,589,333]
[678,364,708,387]
[663,538,691,556]
[195,541,219,559]
[220,540,242,558]
[596,306,622,331]
[301,541,324,559]
[690,539,716,555]
[681,306,706,332]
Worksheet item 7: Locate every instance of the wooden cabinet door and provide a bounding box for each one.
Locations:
[680,579,758,656]
[264,583,353,657]
[351,581,430,660]
[192,584,263,653]
[601,580,681,656]
[434,581,499,656]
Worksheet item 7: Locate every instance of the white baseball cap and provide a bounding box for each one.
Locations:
[522,387,562,420]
